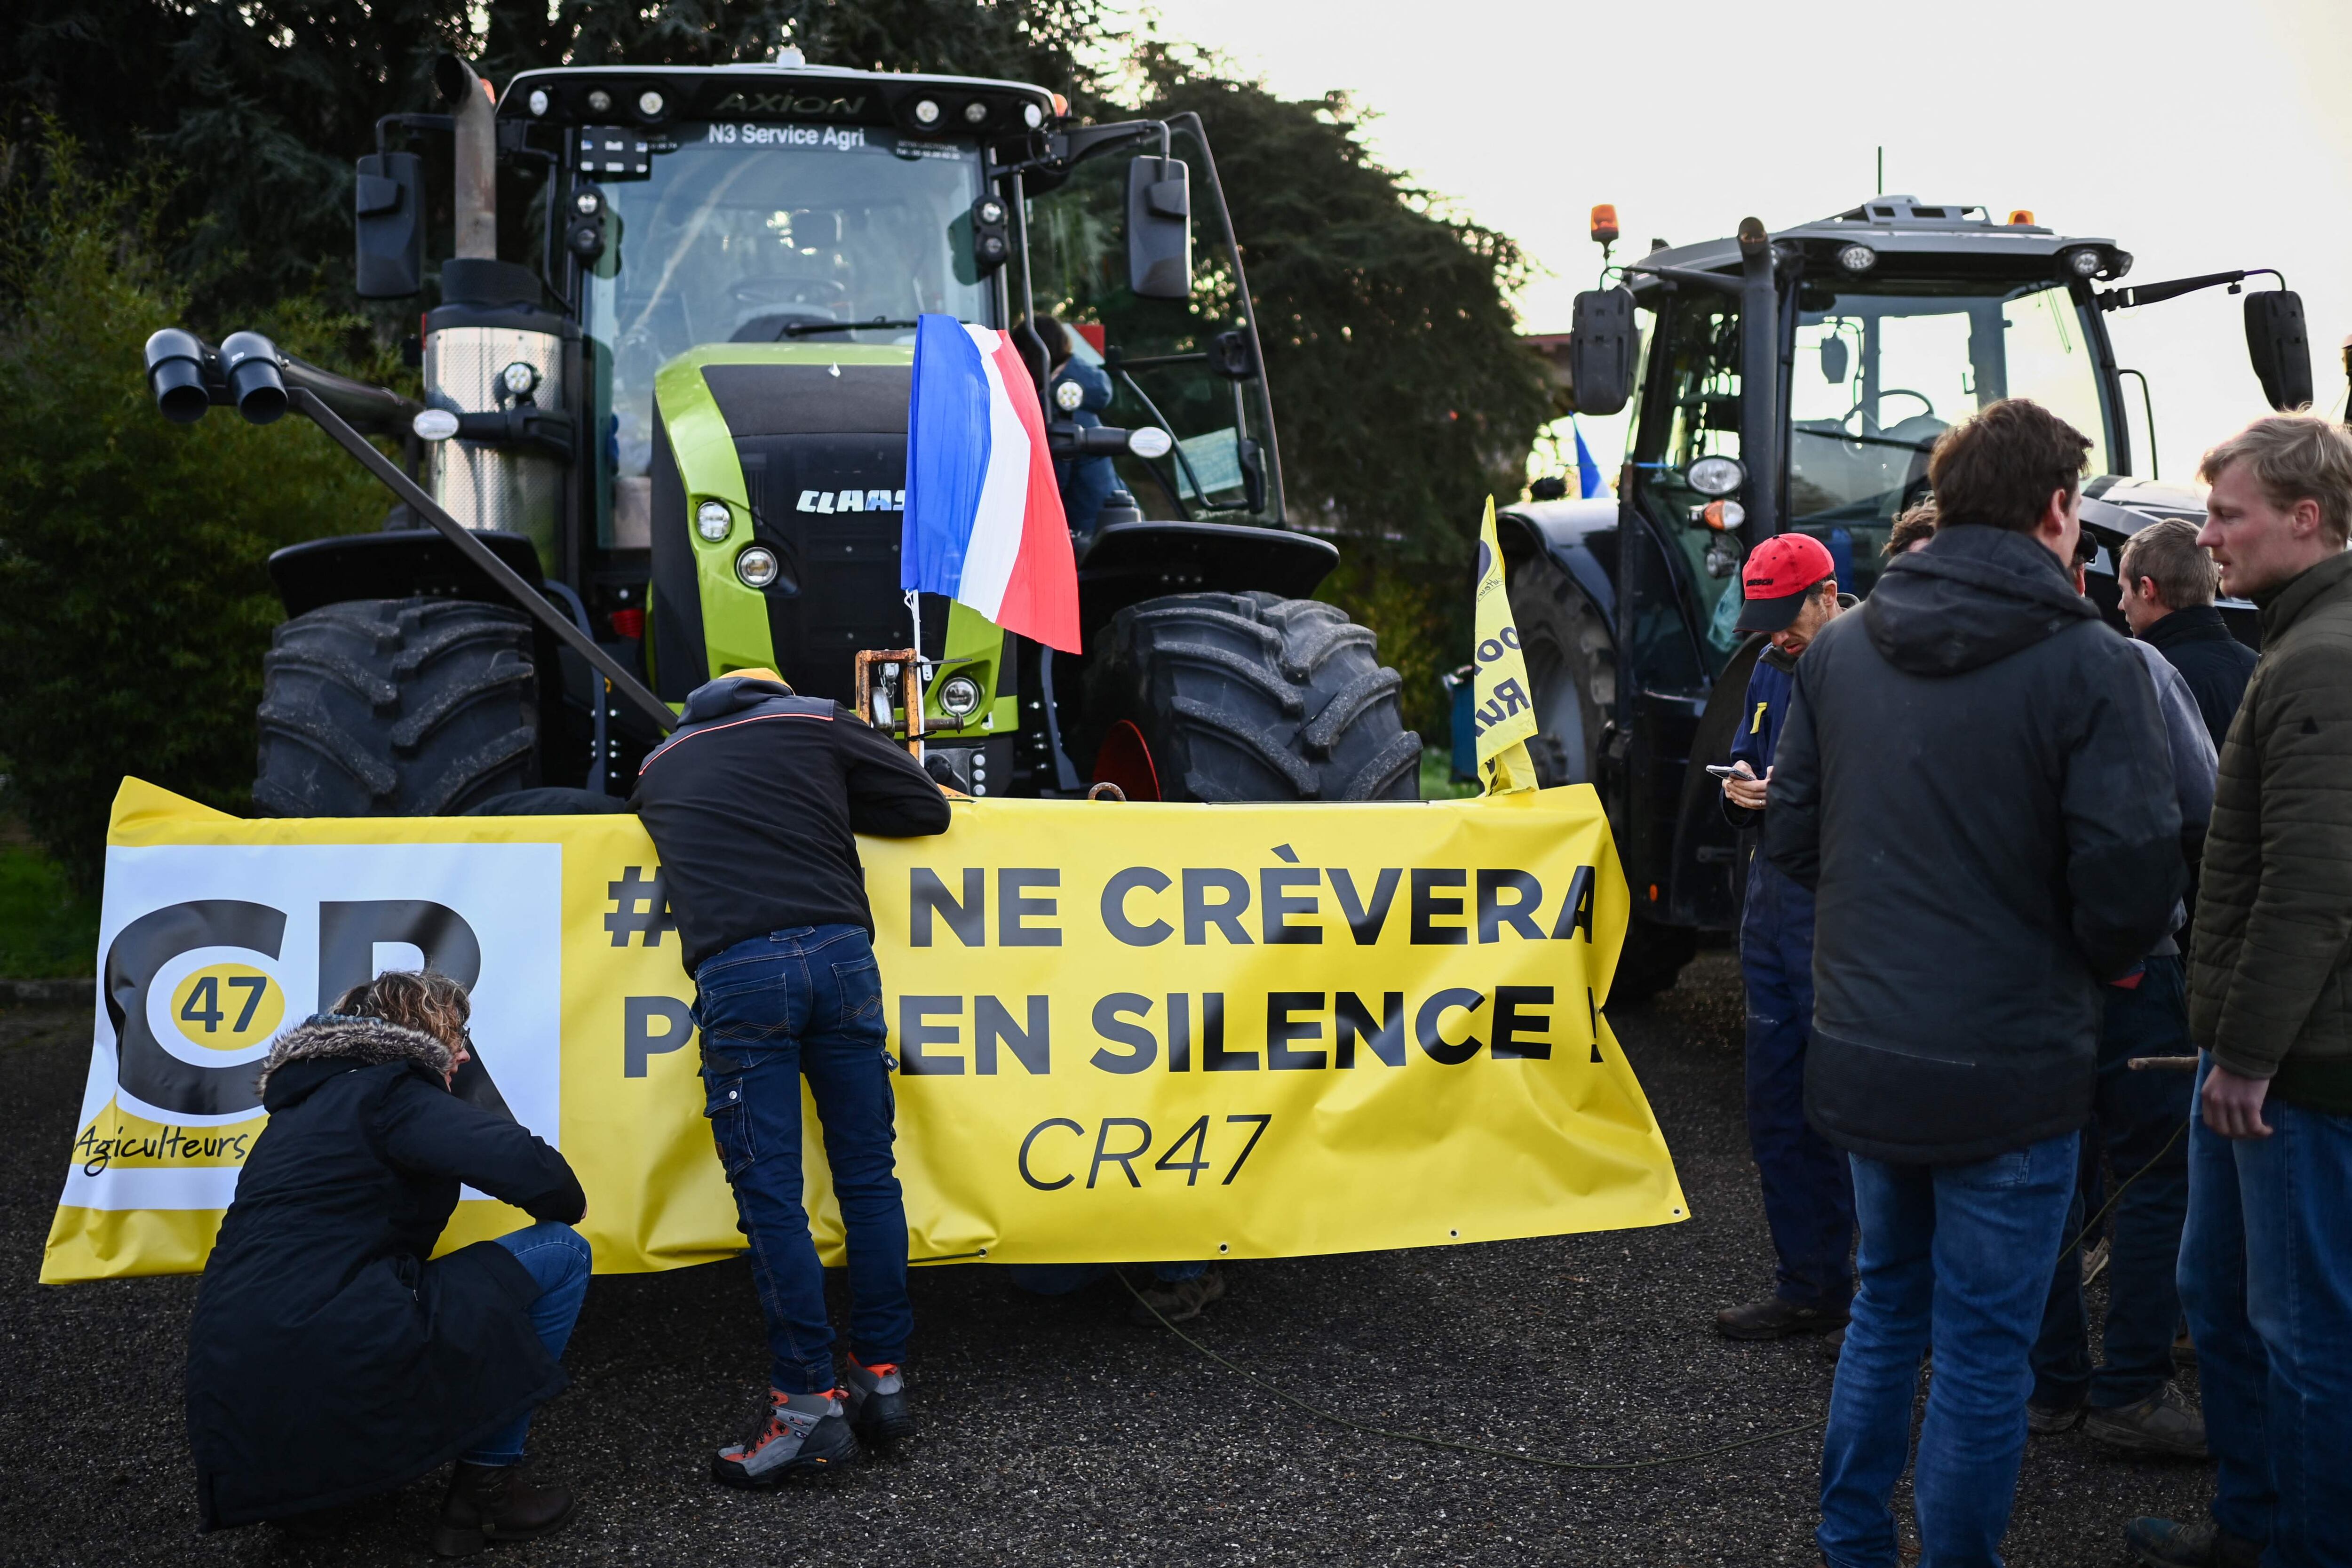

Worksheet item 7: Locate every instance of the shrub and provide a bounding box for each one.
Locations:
[0,135,382,890]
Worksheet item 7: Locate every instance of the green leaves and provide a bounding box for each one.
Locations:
[0,136,381,889]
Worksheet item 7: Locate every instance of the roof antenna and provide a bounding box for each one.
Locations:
[1876,145,1883,196]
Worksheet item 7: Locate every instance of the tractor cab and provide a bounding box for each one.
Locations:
[1502,196,2309,995]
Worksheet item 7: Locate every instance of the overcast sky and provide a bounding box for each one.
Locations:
[1135,0,2351,489]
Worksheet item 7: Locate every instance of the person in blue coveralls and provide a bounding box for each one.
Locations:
[1715,531,1859,1341]
[1036,317,1120,545]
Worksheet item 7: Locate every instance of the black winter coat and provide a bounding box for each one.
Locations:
[2138,604,2258,756]
[186,1015,587,1530]
[1764,525,2184,1164]
[630,672,953,972]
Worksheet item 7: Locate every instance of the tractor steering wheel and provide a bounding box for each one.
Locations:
[1840,388,1937,441]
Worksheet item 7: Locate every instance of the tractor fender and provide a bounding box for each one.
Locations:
[1074,519,1340,637]
[267,529,546,619]
[1494,499,1618,629]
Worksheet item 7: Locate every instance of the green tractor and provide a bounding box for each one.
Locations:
[145,51,1420,812]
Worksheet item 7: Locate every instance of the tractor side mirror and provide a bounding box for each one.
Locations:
[1126,155,1192,301]
[2245,289,2313,411]
[355,151,425,299]
[1568,286,1638,417]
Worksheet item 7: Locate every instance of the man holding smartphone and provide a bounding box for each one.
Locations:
[1714,532,1856,1341]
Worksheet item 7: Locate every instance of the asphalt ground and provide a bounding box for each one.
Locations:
[1,955,2214,1566]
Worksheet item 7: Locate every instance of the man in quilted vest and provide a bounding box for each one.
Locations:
[2127,414,2352,1568]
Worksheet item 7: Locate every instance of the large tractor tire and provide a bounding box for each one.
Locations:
[1078,591,1421,803]
[255,597,540,817]
[1507,549,1612,787]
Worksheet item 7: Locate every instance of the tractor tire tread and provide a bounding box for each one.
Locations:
[255,597,539,817]
[1076,590,1419,805]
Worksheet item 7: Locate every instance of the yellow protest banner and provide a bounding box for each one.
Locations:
[1472,496,1541,795]
[42,778,1685,1283]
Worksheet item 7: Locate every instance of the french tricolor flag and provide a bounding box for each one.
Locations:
[902,315,1082,653]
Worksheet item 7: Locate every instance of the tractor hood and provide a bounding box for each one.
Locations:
[648,343,919,704]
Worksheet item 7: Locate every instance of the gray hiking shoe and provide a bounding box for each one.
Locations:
[1128,1266,1226,1326]
[843,1355,914,1451]
[711,1387,859,1488]
[2087,1385,2208,1459]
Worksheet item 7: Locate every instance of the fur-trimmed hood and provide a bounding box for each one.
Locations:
[255,1014,451,1098]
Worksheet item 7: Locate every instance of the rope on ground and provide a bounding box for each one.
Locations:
[1120,1116,2194,1475]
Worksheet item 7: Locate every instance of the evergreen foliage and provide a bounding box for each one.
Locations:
[0,137,382,890]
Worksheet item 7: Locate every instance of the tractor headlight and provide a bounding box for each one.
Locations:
[587,89,612,114]
[1687,455,1746,497]
[736,546,779,588]
[963,100,989,125]
[939,674,984,718]
[1024,103,1044,129]
[637,90,665,119]
[1836,244,1877,274]
[500,360,539,398]
[528,89,549,117]
[913,98,941,126]
[1054,379,1086,412]
[697,501,732,541]
[2065,247,2104,279]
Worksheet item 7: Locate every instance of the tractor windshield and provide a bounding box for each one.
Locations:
[583,123,990,517]
[1787,278,2112,545]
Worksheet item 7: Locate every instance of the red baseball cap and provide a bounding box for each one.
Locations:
[1736,533,1837,633]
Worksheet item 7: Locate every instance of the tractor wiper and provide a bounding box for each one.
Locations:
[780,317,923,338]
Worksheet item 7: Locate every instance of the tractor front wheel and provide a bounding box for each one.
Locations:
[1076,591,1421,803]
[254,597,540,817]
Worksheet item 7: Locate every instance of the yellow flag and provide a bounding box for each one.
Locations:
[1472,496,1540,795]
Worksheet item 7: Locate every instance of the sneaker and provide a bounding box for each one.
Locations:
[711,1387,859,1489]
[1714,1297,1849,1341]
[2124,1515,2263,1568]
[2027,1396,2085,1435]
[843,1355,914,1451]
[2082,1236,2112,1284]
[2086,1386,2208,1459]
[1128,1266,1227,1327]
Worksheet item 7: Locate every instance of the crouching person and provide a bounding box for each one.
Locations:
[186,971,590,1555]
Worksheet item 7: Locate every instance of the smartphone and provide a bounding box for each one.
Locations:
[1706,764,1743,780]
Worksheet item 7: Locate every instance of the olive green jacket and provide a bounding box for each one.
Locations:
[2188,548,2352,1107]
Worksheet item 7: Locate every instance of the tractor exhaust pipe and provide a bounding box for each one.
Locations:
[433,54,498,260]
[1737,216,1779,540]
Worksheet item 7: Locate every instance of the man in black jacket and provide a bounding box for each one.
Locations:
[631,668,951,1488]
[1765,399,2183,1568]
[2120,517,2258,753]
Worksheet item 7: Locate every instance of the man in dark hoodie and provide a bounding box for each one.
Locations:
[629,667,951,1487]
[1764,398,2183,1568]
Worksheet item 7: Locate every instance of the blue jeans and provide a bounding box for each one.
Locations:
[2178,1053,2352,1566]
[1818,1131,2078,1568]
[695,924,910,1395]
[460,1222,592,1465]
[1005,1262,1208,1294]
[1741,860,1855,1310]
[2030,957,2193,1410]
